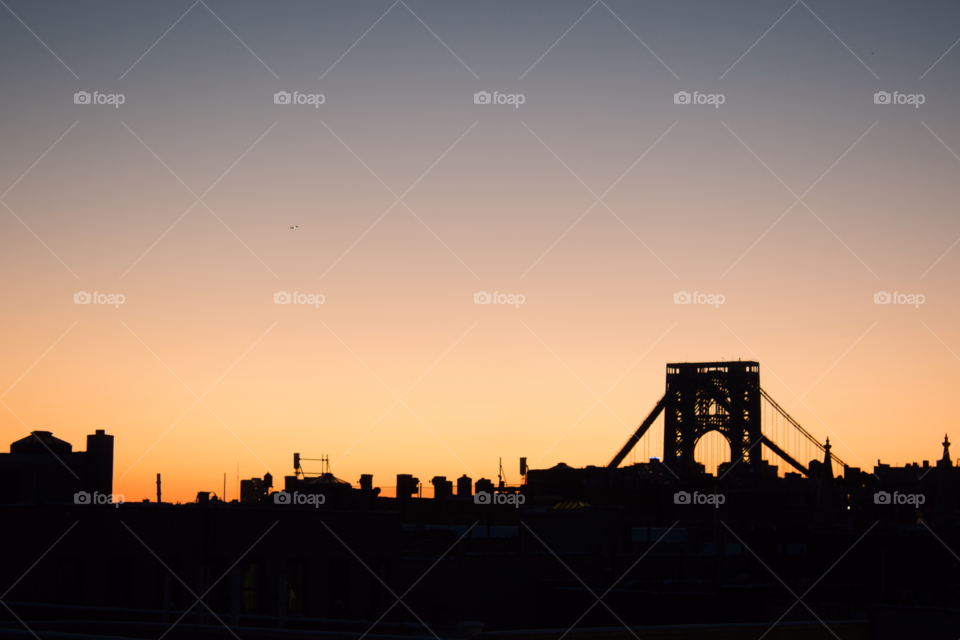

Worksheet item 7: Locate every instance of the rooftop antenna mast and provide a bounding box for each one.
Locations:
[498,457,507,490]
[296,453,331,477]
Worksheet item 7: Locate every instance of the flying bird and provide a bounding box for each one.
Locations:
[290,225,298,230]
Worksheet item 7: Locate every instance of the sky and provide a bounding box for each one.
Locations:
[2,0,960,503]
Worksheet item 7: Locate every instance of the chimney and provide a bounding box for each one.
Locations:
[359,474,374,491]
[431,476,452,500]
[396,474,419,500]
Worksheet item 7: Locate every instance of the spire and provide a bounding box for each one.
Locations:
[937,434,955,526]
[815,437,838,525]
[821,437,834,481]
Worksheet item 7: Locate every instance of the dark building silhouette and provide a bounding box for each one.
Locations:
[0,430,113,504]
[280,468,380,510]
[240,472,273,504]
[456,474,472,497]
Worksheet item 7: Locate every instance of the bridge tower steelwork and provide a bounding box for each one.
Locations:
[663,361,761,470]
[608,361,846,475]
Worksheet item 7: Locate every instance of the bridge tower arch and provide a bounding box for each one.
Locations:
[663,362,762,471]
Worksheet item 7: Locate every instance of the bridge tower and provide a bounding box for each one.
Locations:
[663,361,762,471]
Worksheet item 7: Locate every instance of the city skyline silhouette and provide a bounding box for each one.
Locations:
[3,3,960,636]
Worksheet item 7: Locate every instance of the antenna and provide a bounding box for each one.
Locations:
[498,457,507,490]
[297,454,331,476]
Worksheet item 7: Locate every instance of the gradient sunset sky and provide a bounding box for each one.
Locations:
[2,0,960,502]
